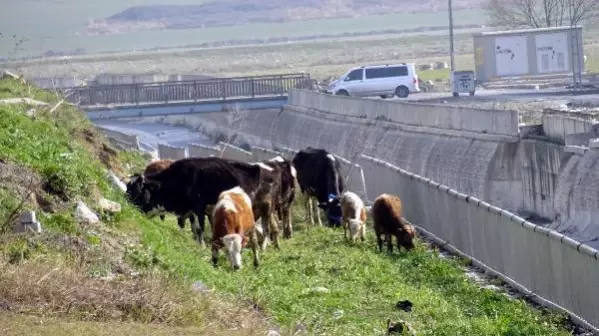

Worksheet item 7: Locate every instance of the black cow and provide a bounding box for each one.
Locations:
[292,147,344,227]
[126,157,271,247]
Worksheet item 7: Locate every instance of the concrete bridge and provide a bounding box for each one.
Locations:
[65,73,312,120]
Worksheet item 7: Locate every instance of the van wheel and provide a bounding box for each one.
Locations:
[395,86,409,98]
[336,90,349,96]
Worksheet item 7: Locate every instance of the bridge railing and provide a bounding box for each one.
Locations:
[66,73,312,107]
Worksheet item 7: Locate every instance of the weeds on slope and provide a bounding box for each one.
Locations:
[136,207,572,336]
[0,77,275,335]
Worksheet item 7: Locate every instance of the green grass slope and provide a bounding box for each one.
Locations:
[0,76,577,335]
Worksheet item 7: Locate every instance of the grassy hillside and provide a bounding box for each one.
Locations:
[0,76,580,335]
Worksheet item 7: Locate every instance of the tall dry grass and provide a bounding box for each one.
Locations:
[0,257,270,334]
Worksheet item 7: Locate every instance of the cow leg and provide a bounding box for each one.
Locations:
[343,219,349,241]
[250,228,260,268]
[360,223,366,242]
[282,206,292,239]
[255,211,270,252]
[376,233,384,253]
[304,194,314,226]
[211,243,219,267]
[188,213,196,233]
[193,204,207,248]
[312,198,323,226]
[188,215,199,241]
[386,233,394,255]
[269,212,281,250]
[177,216,186,231]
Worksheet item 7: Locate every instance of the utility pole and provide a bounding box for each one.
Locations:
[448,0,456,72]
[448,0,456,95]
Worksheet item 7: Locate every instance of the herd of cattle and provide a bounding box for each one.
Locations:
[125,147,416,270]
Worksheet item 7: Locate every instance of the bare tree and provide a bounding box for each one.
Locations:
[218,103,248,158]
[486,0,599,28]
[341,119,383,187]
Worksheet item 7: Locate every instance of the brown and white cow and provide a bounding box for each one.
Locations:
[371,193,416,254]
[211,186,260,270]
[340,191,367,243]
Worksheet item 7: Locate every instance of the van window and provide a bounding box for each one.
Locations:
[345,69,363,81]
[365,66,408,79]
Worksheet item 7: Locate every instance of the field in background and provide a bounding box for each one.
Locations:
[9,27,599,86]
[0,8,485,58]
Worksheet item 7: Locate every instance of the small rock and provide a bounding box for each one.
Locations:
[307,287,329,294]
[294,322,307,334]
[75,200,100,224]
[332,310,344,320]
[192,280,212,293]
[0,301,11,311]
[266,330,280,336]
[98,198,121,213]
[13,211,42,233]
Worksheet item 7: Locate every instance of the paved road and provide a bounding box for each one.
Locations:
[397,87,599,106]
[94,119,212,152]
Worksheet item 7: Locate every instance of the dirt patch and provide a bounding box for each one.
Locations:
[0,161,67,217]
[77,128,124,177]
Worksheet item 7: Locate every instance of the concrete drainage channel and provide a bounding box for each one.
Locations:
[409,220,598,336]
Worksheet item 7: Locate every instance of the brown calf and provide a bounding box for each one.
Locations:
[371,193,416,254]
[211,186,260,270]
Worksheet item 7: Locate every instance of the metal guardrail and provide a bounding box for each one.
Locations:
[64,73,312,107]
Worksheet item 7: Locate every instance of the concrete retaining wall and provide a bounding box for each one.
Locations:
[218,142,254,162]
[188,143,220,158]
[288,89,519,138]
[518,140,568,221]
[542,108,599,144]
[95,126,140,151]
[157,143,188,160]
[552,148,599,244]
[358,155,599,328]
[251,146,282,161]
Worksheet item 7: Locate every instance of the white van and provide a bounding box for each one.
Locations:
[326,63,420,98]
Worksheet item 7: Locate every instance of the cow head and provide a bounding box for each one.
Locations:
[221,233,243,271]
[125,174,164,218]
[396,224,416,251]
[318,193,342,227]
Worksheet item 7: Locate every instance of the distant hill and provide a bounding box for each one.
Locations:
[90,0,487,32]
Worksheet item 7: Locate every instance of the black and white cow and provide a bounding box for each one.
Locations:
[292,147,344,227]
[126,157,272,247]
